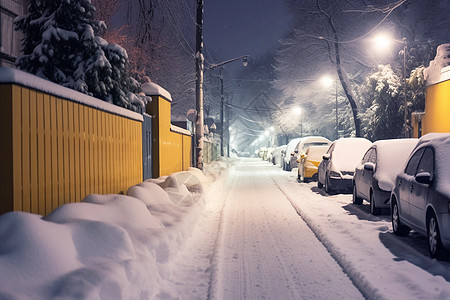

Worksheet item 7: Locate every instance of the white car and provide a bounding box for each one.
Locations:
[318,138,372,194]
[283,138,301,171]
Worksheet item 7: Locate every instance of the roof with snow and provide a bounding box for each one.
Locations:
[0,67,143,121]
[141,82,172,101]
[424,44,450,86]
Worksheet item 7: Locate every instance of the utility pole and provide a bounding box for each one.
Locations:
[220,67,224,156]
[195,0,204,169]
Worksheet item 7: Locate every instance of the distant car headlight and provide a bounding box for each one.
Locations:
[329,171,341,178]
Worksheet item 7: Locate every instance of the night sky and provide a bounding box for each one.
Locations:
[203,0,293,69]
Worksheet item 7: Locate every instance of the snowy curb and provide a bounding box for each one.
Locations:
[0,161,228,300]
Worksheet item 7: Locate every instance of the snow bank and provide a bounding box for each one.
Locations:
[0,166,214,300]
[424,44,450,86]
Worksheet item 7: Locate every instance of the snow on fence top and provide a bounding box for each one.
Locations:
[424,43,450,86]
[0,67,143,122]
[141,81,172,101]
[170,124,192,136]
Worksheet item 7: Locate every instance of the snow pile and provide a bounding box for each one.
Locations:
[203,156,235,180]
[424,43,450,86]
[0,167,212,300]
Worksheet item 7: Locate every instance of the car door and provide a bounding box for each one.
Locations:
[355,148,372,199]
[397,148,425,221]
[409,147,434,228]
[363,148,377,199]
[318,144,334,184]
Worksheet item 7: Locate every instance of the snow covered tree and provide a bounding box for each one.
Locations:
[14,0,144,110]
[358,64,404,140]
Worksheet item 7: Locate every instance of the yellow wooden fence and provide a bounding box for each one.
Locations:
[0,68,143,215]
[143,82,192,177]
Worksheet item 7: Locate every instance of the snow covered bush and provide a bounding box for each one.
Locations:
[14,0,146,110]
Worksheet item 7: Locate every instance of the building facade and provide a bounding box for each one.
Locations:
[0,0,28,67]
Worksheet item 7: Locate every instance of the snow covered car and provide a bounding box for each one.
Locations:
[290,136,331,171]
[297,145,329,183]
[318,138,372,194]
[353,139,418,215]
[390,133,450,259]
[283,138,301,171]
[272,145,287,166]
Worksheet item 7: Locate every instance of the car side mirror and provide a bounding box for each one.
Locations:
[415,172,432,185]
[300,153,306,159]
[363,162,375,172]
[322,154,330,160]
[297,158,301,163]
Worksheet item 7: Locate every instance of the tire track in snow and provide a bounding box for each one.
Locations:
[272,176,386,300]
[206,170,234,300]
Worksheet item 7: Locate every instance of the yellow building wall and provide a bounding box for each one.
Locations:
[422,80,450,135]
[148,95,192,177]
[0,84,143,215]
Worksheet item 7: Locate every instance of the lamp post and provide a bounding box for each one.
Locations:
[373,34,408,137]
[321,76,339,140]
[208,55,249,157]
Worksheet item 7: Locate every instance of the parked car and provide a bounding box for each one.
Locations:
[297,145,329,182]
[290,136,331,171]
[283,138,301,171]
[390,133,450,259]
[266,147,275,162]
[353,139,418,215]
[272,145,287,166]
[318,138,372,194]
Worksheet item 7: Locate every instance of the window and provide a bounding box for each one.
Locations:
[405,148,425,176]
[1,0,26,65]
[361,148,373,163]
[416,147,434,175]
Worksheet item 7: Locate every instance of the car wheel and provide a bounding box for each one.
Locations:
[391,197,410,236]
[428,213,445,259]
[317,180,323,188]
[286,163,291,171]
[352,183,363,205]
[370,191,381,215]
[297,173,301,182]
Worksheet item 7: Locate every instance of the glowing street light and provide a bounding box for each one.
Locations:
[321,75,339,140]
[372,32,408,137]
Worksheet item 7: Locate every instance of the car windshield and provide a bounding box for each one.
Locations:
[306,146,329,161]
[301,142,329,152]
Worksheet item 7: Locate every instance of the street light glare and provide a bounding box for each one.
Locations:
[373,34,392,52]
[320,76,334,88]
[293,107,302,116]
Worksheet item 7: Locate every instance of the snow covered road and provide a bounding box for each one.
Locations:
[213,159,363,299]
[158,158,450,300]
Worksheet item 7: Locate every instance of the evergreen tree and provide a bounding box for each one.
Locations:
[15,0,144,110]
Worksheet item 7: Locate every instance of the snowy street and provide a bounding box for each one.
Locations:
[159,158,450,300]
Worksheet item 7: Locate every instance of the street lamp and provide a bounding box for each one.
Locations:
[372,33,408,137]
[207,55,249,157]
[321,76,339,140]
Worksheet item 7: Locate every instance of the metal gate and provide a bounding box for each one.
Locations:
[142,113,152,180]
